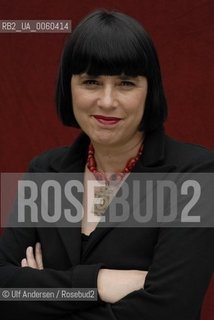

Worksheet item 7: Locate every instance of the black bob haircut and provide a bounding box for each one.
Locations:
[56,10,167,133]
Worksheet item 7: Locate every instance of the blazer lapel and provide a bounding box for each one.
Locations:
[56,171,84,266]
[49,133,88,266]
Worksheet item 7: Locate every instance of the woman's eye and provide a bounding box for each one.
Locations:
[83,79,99,86]
[120,81,135,87]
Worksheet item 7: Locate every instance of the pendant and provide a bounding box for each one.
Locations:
[93,185,115,216]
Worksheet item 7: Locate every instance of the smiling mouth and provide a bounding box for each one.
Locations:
[93,115,121,125]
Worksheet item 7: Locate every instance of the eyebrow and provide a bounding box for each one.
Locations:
[79,74,138,80]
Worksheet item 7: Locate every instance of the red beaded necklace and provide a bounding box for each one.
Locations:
[87,143,144,185]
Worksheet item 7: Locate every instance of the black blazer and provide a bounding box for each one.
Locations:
[0,128,214,320]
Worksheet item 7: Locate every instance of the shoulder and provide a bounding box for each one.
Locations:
[164,135,214,171]
[28,146,70,172]
[27,132,89,172]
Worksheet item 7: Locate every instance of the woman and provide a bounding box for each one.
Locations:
[0,10,214,320]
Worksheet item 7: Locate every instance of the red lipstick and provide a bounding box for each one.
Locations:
[93,115,121,125]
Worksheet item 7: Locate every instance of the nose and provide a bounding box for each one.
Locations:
[97,85,118,109]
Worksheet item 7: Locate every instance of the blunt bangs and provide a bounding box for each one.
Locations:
[70,13,149,76]
[56,10,168,131]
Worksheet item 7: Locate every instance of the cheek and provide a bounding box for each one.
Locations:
[72,89,94,111]
[125,93,146,116]
[72,87,82,106]
[72,94,85,118]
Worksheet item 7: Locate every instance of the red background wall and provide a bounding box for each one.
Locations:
[0,0,213,318]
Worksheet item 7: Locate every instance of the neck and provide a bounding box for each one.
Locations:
[91,134,144,173]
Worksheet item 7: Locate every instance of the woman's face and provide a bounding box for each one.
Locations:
[71,74,148,148]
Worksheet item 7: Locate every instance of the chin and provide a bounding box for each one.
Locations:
[91,136,117,146]
[89,132,115,144]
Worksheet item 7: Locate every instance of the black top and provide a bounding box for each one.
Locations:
[81,233,90,255]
